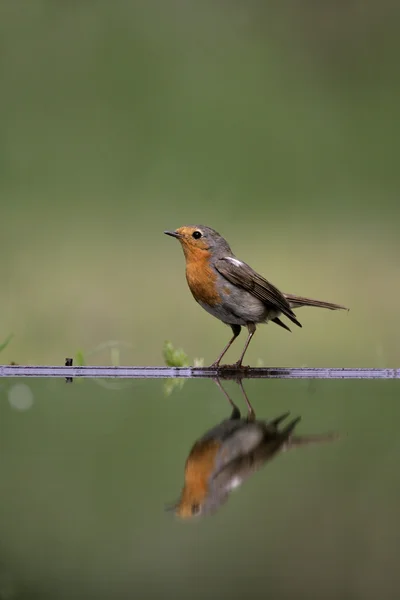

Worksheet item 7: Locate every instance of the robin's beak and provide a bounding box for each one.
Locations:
[164,499,179,513]
[164,230,182,239]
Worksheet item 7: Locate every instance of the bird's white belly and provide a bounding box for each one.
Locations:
[227,475,243,491]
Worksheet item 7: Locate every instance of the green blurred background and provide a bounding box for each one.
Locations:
[1,0,399,367]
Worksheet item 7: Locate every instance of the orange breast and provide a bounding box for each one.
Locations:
[184,248,221,306]
[178,439,221,508]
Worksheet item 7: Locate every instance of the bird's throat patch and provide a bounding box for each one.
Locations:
[185,251,221,306]
[176,439,221,516]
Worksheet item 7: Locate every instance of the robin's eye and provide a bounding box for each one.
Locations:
[191,502,201,515]
[192,231,202,239]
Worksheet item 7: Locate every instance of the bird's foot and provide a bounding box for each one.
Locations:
[209,361,250,371]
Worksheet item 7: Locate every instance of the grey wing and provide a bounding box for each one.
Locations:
[215,258,301,327]
[212,428,296,489]
[213,423,265,473]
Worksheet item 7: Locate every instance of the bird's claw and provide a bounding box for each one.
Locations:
[209,362,250,371]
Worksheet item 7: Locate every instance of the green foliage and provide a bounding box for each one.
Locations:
[0,334,14,354]
[163,378,186,397]
[163,341,190,368]
[162,341,206,396]
[74,350,86,366]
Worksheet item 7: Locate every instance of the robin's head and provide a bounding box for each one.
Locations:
[164,225,232,259]
[167,486,228,520]
[171,493,204,520]
[165,478,206,520]
[166,436,223,519]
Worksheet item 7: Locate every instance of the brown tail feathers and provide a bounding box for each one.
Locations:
[288,432,340,448]
[284,294,349,311]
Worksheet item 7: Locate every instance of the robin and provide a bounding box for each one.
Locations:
[168,379,338,519]
[164,225,348,368]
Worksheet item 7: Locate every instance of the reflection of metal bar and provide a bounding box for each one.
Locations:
[0,365,399,379]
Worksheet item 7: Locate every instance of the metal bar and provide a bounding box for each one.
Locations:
[0,365,399,379]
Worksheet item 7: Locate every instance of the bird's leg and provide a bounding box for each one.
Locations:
[210,324,241,368]
[237,379,256,421]
[233,323,256,369]
[213,378,241,420]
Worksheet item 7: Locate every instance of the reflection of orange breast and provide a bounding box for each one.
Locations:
[184,249,221,306]
[180,439,221,505]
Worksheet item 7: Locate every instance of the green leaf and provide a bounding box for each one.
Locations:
[0,334,14,353]
[74,350,86,366]
[163,341,189,367]
[163,378,186,396]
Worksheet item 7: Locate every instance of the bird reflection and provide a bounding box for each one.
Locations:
[169,379,338,519]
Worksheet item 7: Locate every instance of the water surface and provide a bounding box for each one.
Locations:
[1,377,399,599]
